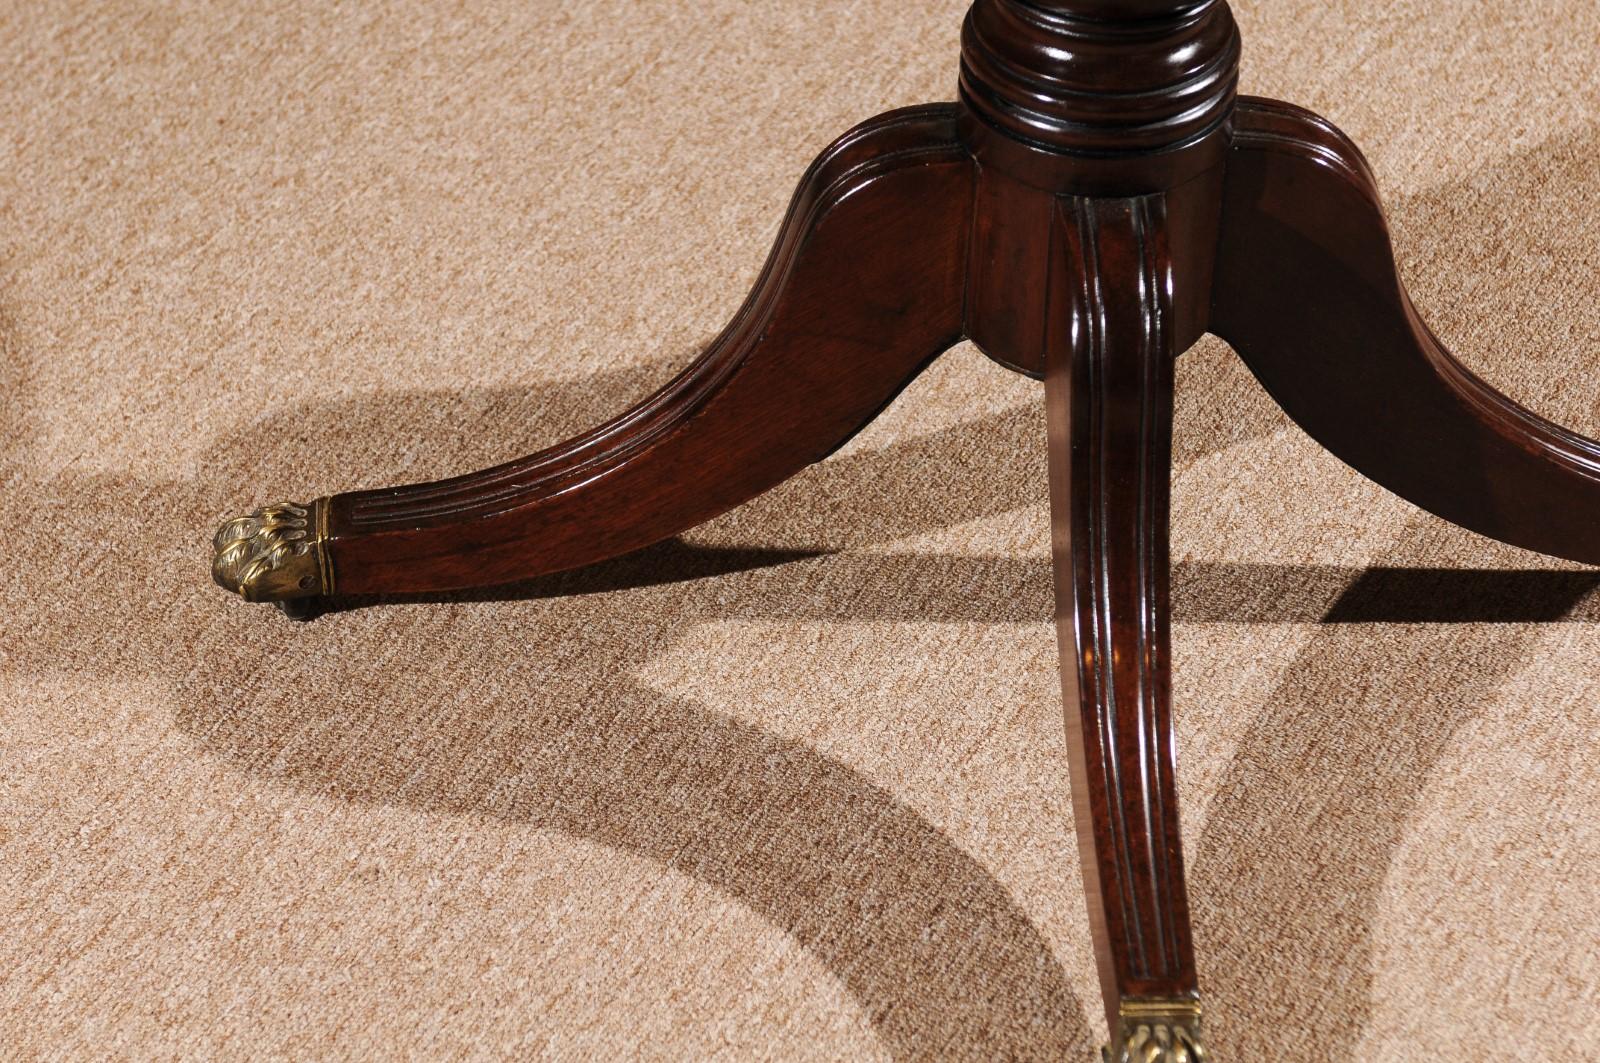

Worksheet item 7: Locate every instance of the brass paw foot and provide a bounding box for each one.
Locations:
[1103,999,1207,1063]
[211,499,334,615]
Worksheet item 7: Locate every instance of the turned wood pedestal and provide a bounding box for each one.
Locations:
[211,3,1600,1058]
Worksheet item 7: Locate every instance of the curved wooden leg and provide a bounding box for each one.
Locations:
[212,104,975,608]
[1212,96,1600,564]
[1046,192,1207,1062]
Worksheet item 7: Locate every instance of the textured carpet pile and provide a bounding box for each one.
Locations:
[3,1,1598,1059]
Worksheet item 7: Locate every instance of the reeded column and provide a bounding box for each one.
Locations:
[959,0,1240,190]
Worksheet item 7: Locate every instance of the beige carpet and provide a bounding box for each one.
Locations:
[4,1,1599,1059]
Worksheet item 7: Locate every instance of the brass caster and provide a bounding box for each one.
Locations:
[1103,998,1208,1063]
[211,499,334,617]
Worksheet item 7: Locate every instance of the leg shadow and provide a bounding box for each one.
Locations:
[1182,118,1600,1060]
[6,363,1100,1060]
[14,102,1600,1050]
[171,615,1092,1061]
[15,456,1592,1063]
[1188,519,1600,1061]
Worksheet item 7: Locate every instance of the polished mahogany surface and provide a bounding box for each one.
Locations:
[325,107,973,594]
[1045,190,1196,1018]
[1215,98,1600,566]
[211,1,1600,1057]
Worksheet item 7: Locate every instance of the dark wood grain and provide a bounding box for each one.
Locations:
[959,8,1229,1049]
[1213,97,1600,565]
[322,106,975,594]
[1045,191,1196,1027]
[957,0,1239,196]
[212,2,1600,1056]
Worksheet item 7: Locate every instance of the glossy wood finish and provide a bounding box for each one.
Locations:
[976,158,1223,1061]
[1045,191,1196,1027]
[957,0,1239,198]
[1214,97,1600,566]
[958,10,1232,1050]
[213,2,1600,1056]
[324,106,974,594]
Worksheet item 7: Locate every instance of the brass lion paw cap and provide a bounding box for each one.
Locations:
[212,499,333,604]
[1104,999,1207,1063]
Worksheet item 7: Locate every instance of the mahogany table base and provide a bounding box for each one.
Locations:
[211,3,1600,1059]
